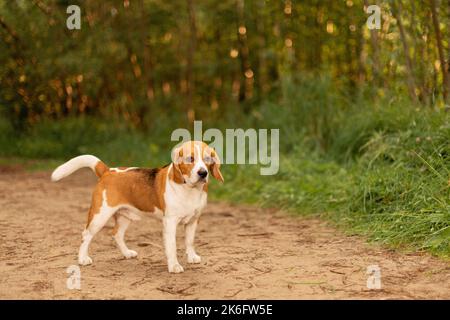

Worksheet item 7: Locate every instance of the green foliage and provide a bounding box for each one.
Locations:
[1,1,449,127]
[2,116,172,166]
[329,98,418,161]
[214,92,450,258]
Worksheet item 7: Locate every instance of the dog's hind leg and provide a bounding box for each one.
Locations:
[78,190,117,266]
[112,213,137,259]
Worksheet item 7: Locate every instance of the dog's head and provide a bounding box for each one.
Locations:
[171,141,224,186]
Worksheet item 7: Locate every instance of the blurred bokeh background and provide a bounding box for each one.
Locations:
[0,1,449,257]
[1,1,449,131]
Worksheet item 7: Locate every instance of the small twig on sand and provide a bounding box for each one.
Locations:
[237,232,273,237]
[224,289,243,298]
[329,269,346,275]
[249,264,272,274]
[157,283,196,295]
[289,281,327,286]
[45,253,71,260]
[131,277,152,286]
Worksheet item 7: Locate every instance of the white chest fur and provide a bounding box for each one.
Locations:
[164,177,207,224]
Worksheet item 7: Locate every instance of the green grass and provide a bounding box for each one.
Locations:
[2,116,173,167]
[214,105,450,259]
[1,77,449,259]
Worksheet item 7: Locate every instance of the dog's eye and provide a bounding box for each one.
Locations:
[203,156,213,164]
[185,156,195,163]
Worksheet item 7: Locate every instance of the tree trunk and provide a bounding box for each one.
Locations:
[364,0,381,86]
[186,0,197,122]
[430,0,449,103]
[391,1,419,103]
[256,1,268,98]
[236,0,253,108]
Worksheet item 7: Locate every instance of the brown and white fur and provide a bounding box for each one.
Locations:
[51,141,224,273]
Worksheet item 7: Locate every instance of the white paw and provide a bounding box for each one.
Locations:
[78,256,93,266]
[187,253,201,264]
[168,263,184,273]
[123,250,138,259]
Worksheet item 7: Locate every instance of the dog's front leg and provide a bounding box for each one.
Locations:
[163,216,184,273]
[185,218,201,263]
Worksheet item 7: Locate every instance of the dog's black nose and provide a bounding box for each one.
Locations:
[197,168,208,179]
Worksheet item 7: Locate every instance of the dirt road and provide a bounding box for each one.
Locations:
[0,169,449,299]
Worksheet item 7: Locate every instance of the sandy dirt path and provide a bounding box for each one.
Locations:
[0,169,449,299]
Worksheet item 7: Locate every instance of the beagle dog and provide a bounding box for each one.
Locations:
[51,141,223,273]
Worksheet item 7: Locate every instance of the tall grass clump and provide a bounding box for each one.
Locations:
[215,87,450,258]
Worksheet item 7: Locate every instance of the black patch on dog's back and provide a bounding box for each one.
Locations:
[135,165,169,186]
[135,168,159,185]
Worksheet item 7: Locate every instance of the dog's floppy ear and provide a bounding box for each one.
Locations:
[209,148,224,182]
[170,146,185,184]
